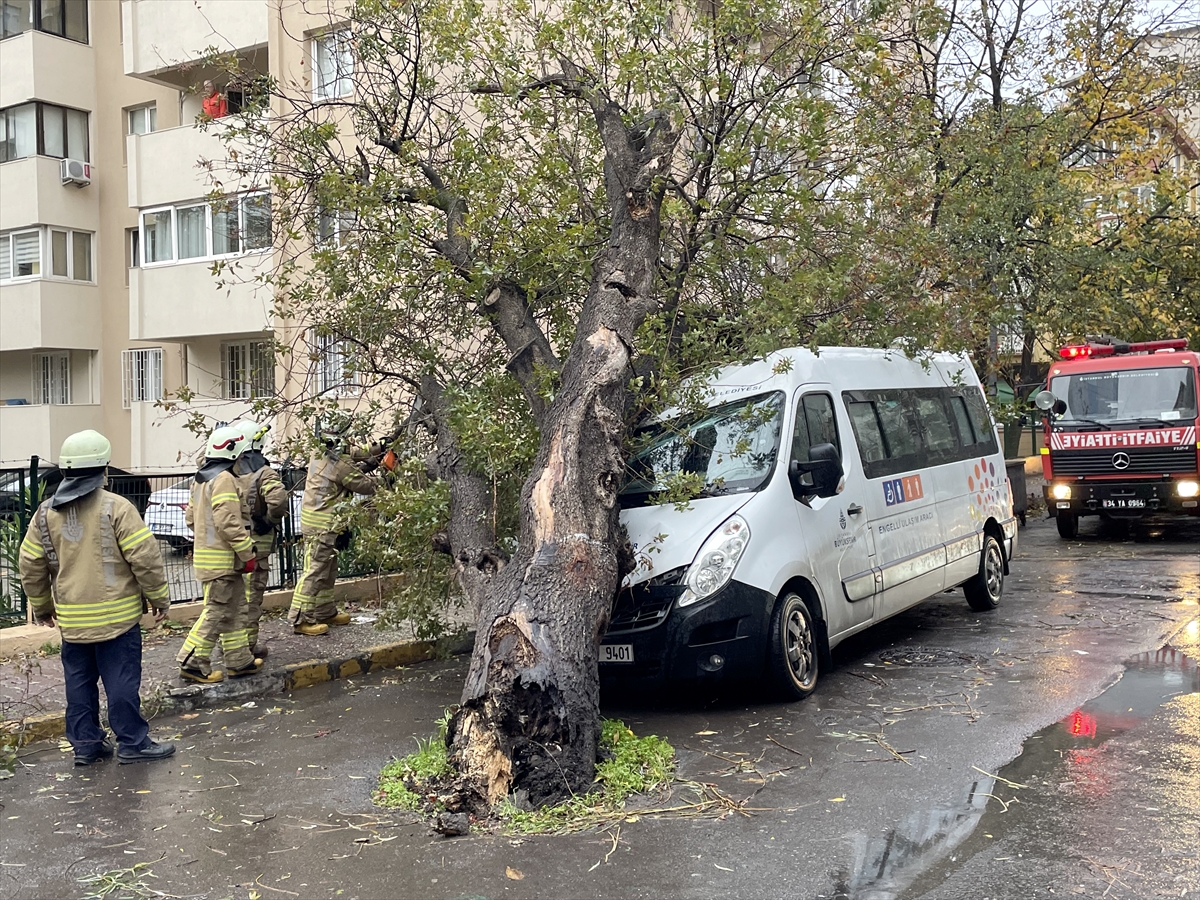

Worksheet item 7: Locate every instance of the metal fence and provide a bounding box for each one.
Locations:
[0,459,316,627]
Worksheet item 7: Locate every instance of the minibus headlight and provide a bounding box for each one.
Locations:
[678,515,750,608]
[1051,483,1072,500]
[1178,480,1200,498]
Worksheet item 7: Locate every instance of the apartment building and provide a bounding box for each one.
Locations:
[0,0,350,472]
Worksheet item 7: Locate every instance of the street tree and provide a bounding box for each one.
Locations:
[210,0,874,809]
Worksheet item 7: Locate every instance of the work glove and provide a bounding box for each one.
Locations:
[242,557,257,574]
[381,449,398,472]
[251,514,272,535]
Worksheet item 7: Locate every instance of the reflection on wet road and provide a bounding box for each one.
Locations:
[845,646,1200,900]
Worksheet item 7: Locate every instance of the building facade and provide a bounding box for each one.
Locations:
[1,0,346,472]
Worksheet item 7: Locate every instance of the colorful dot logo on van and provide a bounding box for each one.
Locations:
[969,457,1002,521]
[884,474,924,506]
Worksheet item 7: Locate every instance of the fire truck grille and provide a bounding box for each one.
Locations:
[1052,446,1198,476]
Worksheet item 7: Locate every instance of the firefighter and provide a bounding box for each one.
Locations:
[289,421,385,636]
[230,419,289,657]
[175,424,262,683]
[18,430,176,766]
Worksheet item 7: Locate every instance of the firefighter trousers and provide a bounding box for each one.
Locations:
[288,532,339,625]
[247,549,271,649]
[176,573,254,674]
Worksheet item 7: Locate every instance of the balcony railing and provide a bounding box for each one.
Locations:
[0,279,102,352]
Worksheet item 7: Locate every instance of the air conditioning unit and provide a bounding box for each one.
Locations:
[60,158,92,187]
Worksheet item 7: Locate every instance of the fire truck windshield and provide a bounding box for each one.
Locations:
[1049,367,1197,425]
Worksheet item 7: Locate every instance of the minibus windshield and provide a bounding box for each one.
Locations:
[620,391,784,509]
[1049,366,1197,425]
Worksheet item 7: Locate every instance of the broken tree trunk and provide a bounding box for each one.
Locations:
[448,96,674,808]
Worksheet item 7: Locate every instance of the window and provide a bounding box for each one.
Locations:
[313,332,359,396]
[317,205,354,246]
[125,227,139,282]
[914,395,958,461]
[126,104,156,136]
[121,348,162,407]
[313,30,353,100]
[790,392,840,463]
[0,227,90,282]
[843,387,1000,479]
[0,102,88,161]
[142,208,172,263]
[140,193,270,264]
[176,204,207,259]
[961,389,999,454]
[1,0,87,42]
[221,340,274,400]
[32,351,70,404]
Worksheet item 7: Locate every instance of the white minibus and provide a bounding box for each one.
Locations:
[605,347,1018,699]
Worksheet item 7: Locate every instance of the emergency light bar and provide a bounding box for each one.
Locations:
[1058,338,1188,359]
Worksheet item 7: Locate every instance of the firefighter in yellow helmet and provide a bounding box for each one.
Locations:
[175,424,263,683]
[18,430,176,765]
[289,418,383,636]
[230,419,289,657]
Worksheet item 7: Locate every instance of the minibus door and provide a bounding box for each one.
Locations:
[789,390,878,636]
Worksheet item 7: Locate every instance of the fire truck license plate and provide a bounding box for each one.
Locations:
[1102,499,1146,509]
[600,644,634,664]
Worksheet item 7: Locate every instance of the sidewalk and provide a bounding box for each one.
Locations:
[1,599,474,746]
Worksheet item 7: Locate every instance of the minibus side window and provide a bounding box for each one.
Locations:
[846,400,887,466]
[962,389,1001,455]
[914,395,958,463]
[949,396,976,444]
[792,393,841,463]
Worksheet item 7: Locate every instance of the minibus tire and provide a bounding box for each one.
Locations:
[1056,513,1078,539]
[964,533,1004,611]
[768,592,820,701]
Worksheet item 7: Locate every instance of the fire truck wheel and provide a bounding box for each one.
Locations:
[1056,512,1078,540]
[965,533,1005,611]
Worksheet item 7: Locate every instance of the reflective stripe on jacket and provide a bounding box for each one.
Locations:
[186,469,254,581]
[299,450,378,536]
[17,490,169,644]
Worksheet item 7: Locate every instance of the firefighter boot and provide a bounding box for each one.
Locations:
[180,667,224,685]
[294,622,330,636]
[320,612,352,627]
[228,658,264,678]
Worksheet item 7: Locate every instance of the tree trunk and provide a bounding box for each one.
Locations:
[447,111,670,808]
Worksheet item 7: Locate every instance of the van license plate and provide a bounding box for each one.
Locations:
[600,644,634,664]
[1102,499,1145,509]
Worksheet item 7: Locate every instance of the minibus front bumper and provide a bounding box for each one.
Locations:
[599,579,774,684]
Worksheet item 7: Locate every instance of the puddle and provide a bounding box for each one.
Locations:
[834,646,1199,900]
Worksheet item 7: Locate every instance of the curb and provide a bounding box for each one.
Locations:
[1,631,475,748]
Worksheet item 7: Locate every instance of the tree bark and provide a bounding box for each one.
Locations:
[447,89,675,809]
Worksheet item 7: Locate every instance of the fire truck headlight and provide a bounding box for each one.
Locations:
[1051,483,1072,500]
[1177,480,1200,499]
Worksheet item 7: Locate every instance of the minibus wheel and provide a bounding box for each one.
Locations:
[964,533,1004,611]
[768,592,820,700]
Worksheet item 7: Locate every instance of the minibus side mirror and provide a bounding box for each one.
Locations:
[789,443,843,502]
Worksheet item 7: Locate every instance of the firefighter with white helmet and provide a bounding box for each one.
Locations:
[230,419,289,656]
[18,430,176,765]
[175,424,263,682]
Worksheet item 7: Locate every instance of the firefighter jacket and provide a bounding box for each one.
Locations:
[18,489,170,644]
[186,468,255,581]
[299,449,378,536]
[235,460,290,553]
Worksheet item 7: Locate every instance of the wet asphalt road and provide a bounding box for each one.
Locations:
[1,516,1197,900]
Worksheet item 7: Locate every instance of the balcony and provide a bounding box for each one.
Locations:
[0,30,95,111]
[127,123,262,210]
[121,0,268,85]
[0,280,102,352]
[130,256,273,342]
[0,403,102,465]
[0,157,99,233]
[129,396,254,471]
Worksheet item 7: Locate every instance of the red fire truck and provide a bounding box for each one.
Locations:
[1035,336,1199,539]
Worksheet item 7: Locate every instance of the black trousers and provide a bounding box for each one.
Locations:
[60,624,150,754]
